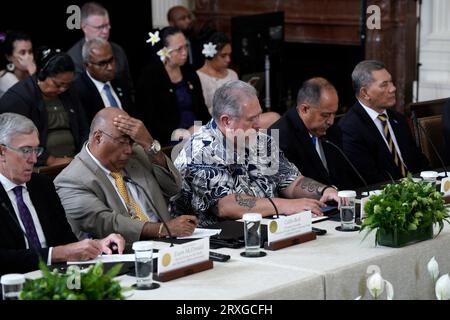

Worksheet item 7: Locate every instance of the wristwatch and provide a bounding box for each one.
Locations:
[320,185,338,196]
[146,140,161,155]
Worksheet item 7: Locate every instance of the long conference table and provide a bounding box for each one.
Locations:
[116,219,450,300]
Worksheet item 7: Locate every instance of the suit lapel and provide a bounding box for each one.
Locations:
[83,72,105,111]
[0,183,27,248]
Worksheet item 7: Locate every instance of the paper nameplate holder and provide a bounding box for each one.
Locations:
[154,238,213,282]
[264,211,316,251]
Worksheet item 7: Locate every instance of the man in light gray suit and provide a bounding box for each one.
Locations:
[55,108,197,245]
[67,2,133,93]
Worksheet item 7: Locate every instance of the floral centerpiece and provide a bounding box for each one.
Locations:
[361,178,450,247]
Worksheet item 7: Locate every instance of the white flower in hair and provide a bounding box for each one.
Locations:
[202,42,217,58]
[157,47,171,62]
[146,31,160,46]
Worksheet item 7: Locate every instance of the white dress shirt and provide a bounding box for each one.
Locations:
[85,144,157,222]
[0,173,52,265]
[310,134,328,172]
[86,71,123,109]
[359,100,405,163]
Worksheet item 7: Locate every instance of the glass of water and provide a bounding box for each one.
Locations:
[338,190,357,231]
[242,213,262,256]
[1,274,25,300]
[132,241,153,289]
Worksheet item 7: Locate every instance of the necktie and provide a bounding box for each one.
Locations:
[103,84,119,107]
[311,136,317,146]
[377,114,408,177]
[110,172,149,222]
[12,186,42,249]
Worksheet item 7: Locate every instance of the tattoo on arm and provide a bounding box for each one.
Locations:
[234,193,257,209]
[296,177,323,196]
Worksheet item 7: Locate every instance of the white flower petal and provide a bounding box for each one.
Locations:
[367,272,385,299]
[427,256,439,283]
[384,280,394,300]
[435,274,450,300]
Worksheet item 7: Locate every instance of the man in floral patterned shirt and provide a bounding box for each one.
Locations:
[171,80,339,226]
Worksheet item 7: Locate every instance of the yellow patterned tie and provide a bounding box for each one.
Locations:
[110,172,149,222]
[377,114,408,177]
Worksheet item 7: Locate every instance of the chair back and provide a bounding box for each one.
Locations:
[415,115,444,169]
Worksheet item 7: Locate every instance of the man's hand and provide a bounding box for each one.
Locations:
[280,198,326,217]
[165,215,198,237]
[113,115,152,149]
[52,239,103,263]
[319,187,340,204]
[100,233,125,255]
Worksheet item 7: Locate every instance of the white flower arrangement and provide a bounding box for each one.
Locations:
[202,42,217,58]
[157,47,171,63]
[355,265,394,300]
[146,31,160,46]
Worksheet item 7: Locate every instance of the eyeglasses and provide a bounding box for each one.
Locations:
[89,56,115,68]
[1,144,44,158]
[87,23,111,31]
[99,130,134,147]
[168,43,189,55]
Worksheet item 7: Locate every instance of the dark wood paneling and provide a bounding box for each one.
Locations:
[194,0,417,113]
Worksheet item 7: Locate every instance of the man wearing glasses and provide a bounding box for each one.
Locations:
[54,108,197,247]
[73,37,135,123]
[67,2,133,92]
[0,112,125,276]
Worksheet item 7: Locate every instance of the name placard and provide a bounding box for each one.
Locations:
[157,238,209,274]
[266,211,311,245]
[441,177,450,197]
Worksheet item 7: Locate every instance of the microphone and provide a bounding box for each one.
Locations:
[247,170,279,219]
[321,138,369,190]
[122,176,174,246]
[415,119,449,177]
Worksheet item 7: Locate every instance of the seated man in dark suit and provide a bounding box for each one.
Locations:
[270,77,359,190]
[338,60,429,185]
[0,113,125,276]
[67,2,133,92]
[72,37,135,123]
[442,98,450,164]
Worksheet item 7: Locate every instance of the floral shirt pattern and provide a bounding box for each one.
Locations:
[171,119,301,226]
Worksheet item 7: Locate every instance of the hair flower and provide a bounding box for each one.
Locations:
[146,31,160,46]
[157,47,171,62]
[202,42,217,58]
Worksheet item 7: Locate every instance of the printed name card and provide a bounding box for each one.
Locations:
[157,238,209,274]
[267,211,312,245]
[441,177,450,196]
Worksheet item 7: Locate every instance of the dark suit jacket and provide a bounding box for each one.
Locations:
[72,71,136,123]
[0,75,89,166]
[67,38,133,94]
[136,62,210,146]
[0,174,78,276]
[338,102,430,185]
[270,107,359,189]
[442,98,450,164]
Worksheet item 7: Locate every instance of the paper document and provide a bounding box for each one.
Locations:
[67,254,136,265]
[177,228,221,239]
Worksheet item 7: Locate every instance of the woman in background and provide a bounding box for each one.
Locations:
[137,27,210,146]
[197,32,280,128]
[0,47,88,166]
[0,31,36,98]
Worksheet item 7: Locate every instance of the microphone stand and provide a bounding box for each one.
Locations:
[122,176,174,246]
[321,138,369,189]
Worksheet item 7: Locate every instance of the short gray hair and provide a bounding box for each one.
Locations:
[352,60,386,96]
[82,37,110,64]
[81,2,108,23]
[297,77,336,107]
[212,80,257,122]
[0,113,37,145]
